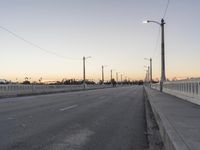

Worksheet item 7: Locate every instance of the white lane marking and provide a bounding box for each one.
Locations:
[59,104,78,111]
[7,117,14,120]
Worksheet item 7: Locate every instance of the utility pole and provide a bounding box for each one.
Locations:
[147,66,150,82]
[83,56,91,89]
[145,58,153,86]
[83,57,86,89]
[145,71,148,82]
[143,18,166,92]
[110,69,112,82]
[150,58,152,84]
[160,18,166,92]
[102,65,104,84]
[116,72,118,84]
[121,74,123,85]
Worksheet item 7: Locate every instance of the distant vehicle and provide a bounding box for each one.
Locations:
[22,80,31,84]
[0,79,9,84]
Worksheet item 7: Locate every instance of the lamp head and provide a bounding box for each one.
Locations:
[142,20,149,24]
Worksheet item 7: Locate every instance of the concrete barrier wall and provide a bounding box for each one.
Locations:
[151,79,200,105]
[0,84,112,97]
[151,83,160,91]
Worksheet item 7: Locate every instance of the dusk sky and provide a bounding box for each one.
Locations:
[0,0,200,82]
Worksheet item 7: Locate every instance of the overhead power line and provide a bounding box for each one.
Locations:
[163,0,170,18]
[151,0,170,58]
[0,26,81,61]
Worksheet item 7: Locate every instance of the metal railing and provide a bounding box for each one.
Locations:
[0,84,112,97]
[151,78,200,105]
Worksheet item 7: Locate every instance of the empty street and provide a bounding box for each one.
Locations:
[0,86,148,150]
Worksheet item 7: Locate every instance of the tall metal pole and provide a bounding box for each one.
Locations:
[110,69,112,82]
[116,72,118,84]
[121,74,123,85]
[102,65,104,84]
[83,57,86,89]
[160,18,166,92]
[150,58,152,84]
[143,19,167,92]
[145,70,148,82]
[147,66,150,82]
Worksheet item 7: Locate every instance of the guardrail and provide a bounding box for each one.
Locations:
[151,79,200,105]
[0,84,112,97]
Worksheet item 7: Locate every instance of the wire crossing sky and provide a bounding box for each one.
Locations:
[0,0,200,82]
[163,0,170,18]
[0,26,81,61]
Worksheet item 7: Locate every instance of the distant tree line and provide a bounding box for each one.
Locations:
[18,78,144,85]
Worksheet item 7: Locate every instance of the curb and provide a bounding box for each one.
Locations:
[144,87,190,150]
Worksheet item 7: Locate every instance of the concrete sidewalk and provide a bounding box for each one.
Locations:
[145,87,200,150]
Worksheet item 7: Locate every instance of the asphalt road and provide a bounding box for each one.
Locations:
[0,86,148,150]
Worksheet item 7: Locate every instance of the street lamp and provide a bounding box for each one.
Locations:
[144,71,147,82]
[144,58,152,86]
[144,65,150,83]
[143,18,166,92]
[110,69,115,82]
[121,74,123,85]
[83,56,91,89]
[101,65,108,84]
[116,72,119,84]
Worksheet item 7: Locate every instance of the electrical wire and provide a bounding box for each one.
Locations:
[151,0,170,59]
[0,26,81,61]
[163,0,170,19]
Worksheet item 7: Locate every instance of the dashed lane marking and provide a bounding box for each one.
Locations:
[59,104,78,111]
